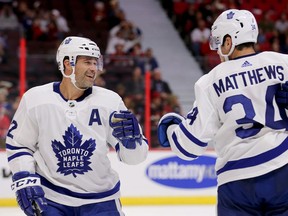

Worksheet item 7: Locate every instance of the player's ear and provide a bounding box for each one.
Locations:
[63,59,73,75]
[226,36,233,49]
[221,36,232,55]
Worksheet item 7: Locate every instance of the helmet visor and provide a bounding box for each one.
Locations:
[97,55,103,72]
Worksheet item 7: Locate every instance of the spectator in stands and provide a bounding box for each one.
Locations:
[180,3,197,39]
[275,12,288,53]
[128,43,146,73]
[163,94,182,114]
[125,66,145,101]
[120,67,145,126]
[108,42,133,66]
[0,4,19,30]
[172,0,189,29]
[124,29,142,54]
[0,31,7,63]
[107,0,126,29]
[151,69,172,100]
[105,30,126,54]
[109,16,132,40]
[31,16,46,41]
[275,12,288,34]
[51,9,70,40]
[14,1,35,40]
[115,83,127,99]
[130,46,159,74]
[190,18,210,59]
[108,20,142,52]
[128,42,143,56]
[258,11,275,36]
[150,93,164,148]
[47,18,58,41]
[0,111,10,148]
[93,1,107,23]
[0,81,13,117]
[143,47,159,72]
[0,87,11,148]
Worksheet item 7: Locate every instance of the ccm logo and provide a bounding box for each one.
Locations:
[11,177,41,191]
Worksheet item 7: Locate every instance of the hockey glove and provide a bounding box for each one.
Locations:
[109,110,142,149]
[157,112,184,147]
[276,81,288,108]
[11,171,47,216]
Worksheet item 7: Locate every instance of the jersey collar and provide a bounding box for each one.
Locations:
[53,82,92,102]
[233,52,258,60]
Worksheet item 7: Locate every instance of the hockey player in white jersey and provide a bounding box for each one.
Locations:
[158,9,288,215]
[6,36,148,216]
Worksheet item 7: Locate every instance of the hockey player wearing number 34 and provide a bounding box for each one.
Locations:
[158,9,288,215]
[5,36,148,216]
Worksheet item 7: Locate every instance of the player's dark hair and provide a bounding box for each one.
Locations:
[235,42,255,51]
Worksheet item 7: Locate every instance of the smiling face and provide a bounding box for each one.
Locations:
[74,56,98,89]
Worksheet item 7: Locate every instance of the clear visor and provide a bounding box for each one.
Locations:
[97,55,104,72]
[209,35,220,50]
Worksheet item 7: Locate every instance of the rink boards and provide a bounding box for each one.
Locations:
[0,150,217,206]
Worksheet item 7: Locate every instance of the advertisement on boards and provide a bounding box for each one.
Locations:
[0,150,217,205]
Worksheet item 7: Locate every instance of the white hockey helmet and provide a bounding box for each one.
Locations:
[56,36,103,74]
[209,9,258,51]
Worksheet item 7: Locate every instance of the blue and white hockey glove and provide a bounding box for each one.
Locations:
[276,81,288,108]
[157,112,184,147]
[11,171,47,216]
[109,110,142,149]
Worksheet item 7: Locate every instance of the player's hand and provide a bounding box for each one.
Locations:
[276,81,288,108]
[109,110,142,149]
[157,112,184,147]
[11,171,47,216]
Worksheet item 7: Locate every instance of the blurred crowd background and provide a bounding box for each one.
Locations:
[1,0,288,149]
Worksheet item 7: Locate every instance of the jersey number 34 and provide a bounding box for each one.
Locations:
[223,84,287,139]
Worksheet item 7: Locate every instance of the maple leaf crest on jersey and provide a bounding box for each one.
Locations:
[52,124,96,177]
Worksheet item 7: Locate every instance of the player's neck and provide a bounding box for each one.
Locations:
[231,47,255,60]
[60,80,84,100]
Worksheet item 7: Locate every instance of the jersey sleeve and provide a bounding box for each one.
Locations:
[167,82,220,160]
[5,94,38,174]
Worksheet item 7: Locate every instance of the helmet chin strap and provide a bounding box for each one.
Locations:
[217,43,235,62]
[61,67,89,91]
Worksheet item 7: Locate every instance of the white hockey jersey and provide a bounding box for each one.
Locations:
[167,51,288,186]
[6,82,148,206]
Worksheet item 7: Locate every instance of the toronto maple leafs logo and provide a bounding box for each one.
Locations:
[64,37,72,44]
[52,124,96,178]
[227,11,235,19]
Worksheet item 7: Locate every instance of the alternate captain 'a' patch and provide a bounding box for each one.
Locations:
[52,124,96,178]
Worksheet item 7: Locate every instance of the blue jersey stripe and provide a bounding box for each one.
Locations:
[172,132,198,159]
[6,144,30,151]
[179,123,208,147]
[7,152,33,162]
[40,175,121,199]
[217,137,288,175]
